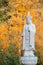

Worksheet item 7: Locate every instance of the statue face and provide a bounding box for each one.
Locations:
[26,12,33,24]
[26,17,32,24]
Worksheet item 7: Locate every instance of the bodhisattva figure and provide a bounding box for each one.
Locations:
[20,12,38,65]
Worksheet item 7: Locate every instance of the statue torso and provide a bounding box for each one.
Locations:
[22,23,36,50]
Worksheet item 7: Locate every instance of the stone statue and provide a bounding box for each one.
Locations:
[22,12,36,51]
[20,12,38,65]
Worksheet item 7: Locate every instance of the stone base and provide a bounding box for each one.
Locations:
[20,56,38,65]
[22,64,36,65]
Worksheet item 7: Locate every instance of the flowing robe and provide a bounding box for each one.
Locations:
[22,23,36,50]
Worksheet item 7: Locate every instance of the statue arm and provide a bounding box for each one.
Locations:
[22,25,25,37]
[29,24,36,50]
[33,24,36,34]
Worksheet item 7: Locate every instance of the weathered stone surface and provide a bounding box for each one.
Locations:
[21,12,38,65]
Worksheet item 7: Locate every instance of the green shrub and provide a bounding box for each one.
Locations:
[34,51,43,65]
[0,0,8,7]
[0,43,21,65]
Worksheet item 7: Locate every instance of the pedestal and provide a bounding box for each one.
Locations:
[20,56,38,65]
[20,51,38,65]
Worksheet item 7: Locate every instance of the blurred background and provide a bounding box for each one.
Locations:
[0,0,43,65]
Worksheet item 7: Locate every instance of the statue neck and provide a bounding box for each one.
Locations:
[26,20,32,25]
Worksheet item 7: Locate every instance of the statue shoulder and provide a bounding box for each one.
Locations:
[31,23,36,28]
[23,24,27,28]
[31,23,36,33]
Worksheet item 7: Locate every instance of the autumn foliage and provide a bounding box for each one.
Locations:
[0,0,43,65]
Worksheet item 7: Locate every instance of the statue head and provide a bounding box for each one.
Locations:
[26,12,33,24]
